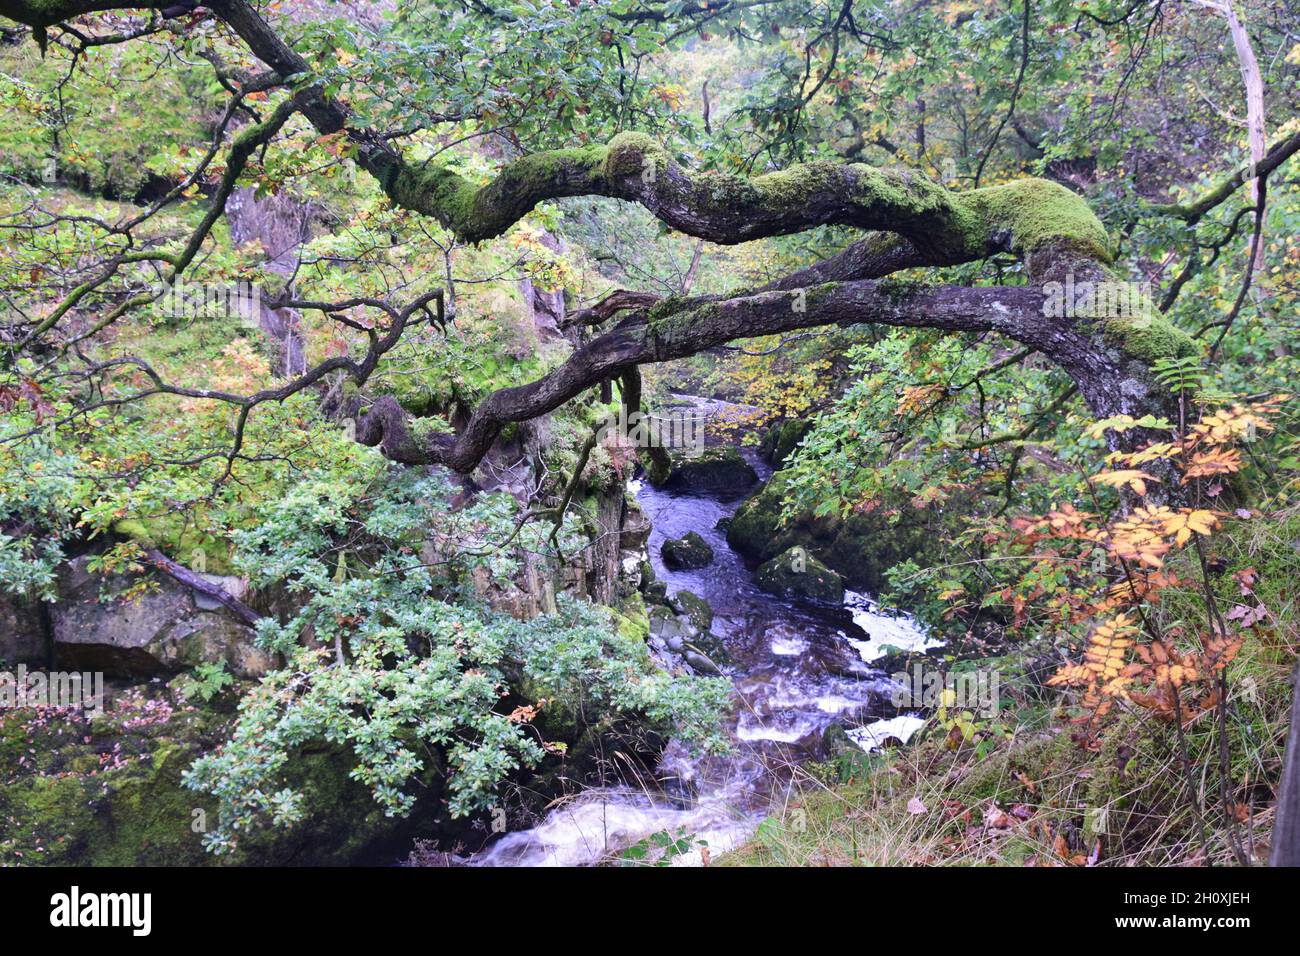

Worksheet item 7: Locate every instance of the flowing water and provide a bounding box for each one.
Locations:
[475,423,937,866]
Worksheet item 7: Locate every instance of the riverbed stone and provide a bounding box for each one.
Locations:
[661,532,714,570]
[756,547,845,604]
[668,589,713,632]
[659,447,758,495]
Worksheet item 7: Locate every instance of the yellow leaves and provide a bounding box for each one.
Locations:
[896,383,945,416]
[1083,614,1137,681]
[1107,441,1176,468]
[650,84,688,110]
[1161,508,1218,546]
[1091,468,1158,496]
[1050,614,1138,690]
[1109,506,1174,568]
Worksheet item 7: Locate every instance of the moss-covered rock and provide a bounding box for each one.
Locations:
[729,474,957,593]
[727,472,837,565]
[0,685,446,866]
[668,589,714,632]
[658,447,758,495]
[756,547,844,604]
[764,421,806,470]
[661,531,715,570]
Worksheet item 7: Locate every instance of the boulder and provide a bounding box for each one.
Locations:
[661,532,715,570]
[730,474,961,594]
[0,595,46,665]
[756,547,845,604]
[727,472,837,564]
[647,605,729,673]
[659,447,758,495]
[668,589,713,632]
[49,557,274,679]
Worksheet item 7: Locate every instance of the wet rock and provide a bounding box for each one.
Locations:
[661,531,714,570]
[647,605,727,673]
[821,722,856,759]
[659,447,757,495]
[668,589,713,632]
[49,557,274,679]
[621,498,652,550]
[635,559,669,603]
[756,547,845,604]
[714,516,732,532]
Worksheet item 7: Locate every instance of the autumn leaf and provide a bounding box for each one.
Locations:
[1161,509,1218,547]
[1092,469,1159,496]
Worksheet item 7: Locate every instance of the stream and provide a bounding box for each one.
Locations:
[475,422,938,866]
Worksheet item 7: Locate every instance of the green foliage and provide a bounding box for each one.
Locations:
[618,827,706,866]
[182,468,727,853]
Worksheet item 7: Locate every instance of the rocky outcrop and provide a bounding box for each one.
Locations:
[728,472,956,594]
[756,547,845,604]
[48,557,274,679]
[658,447,758,495]
[0,595,47,665]
[759,418,814,468]
[661,531,714,570]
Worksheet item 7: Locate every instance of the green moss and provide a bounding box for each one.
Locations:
[1103,314,1199,364]
[0,693,445,866]
[602,131,661,180]
[964,178,1112,263]
[614,601,650,643]
[113,516,235,575]
[753,162,842,205]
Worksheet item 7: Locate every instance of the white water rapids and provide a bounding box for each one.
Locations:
[474,423,937,866]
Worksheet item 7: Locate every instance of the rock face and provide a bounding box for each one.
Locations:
[659,447,758,495]
[661,531,715,570]
[49,558,274,679]
[756,547,845,604]
[0,596,46,665]
[728,472,956,594]
[759,419,814,468]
